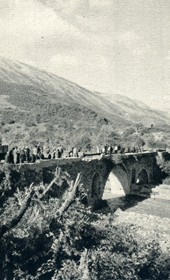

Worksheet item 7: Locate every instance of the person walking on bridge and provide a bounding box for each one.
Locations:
[20,149,25,163]
[25,146,30,162]
[5,151,10,164]
[9,148,14,164]
[108,145,113,155]
[13,147,18,164]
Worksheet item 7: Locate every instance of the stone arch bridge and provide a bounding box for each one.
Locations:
[0,152,162,207]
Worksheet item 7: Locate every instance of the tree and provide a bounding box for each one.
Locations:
[95,127,120,146]
[75,134,92,150]
[126,134,145,150]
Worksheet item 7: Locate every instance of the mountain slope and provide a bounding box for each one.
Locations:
[0,57,169,147]
[99,92,170,126]
[0,57,169,125]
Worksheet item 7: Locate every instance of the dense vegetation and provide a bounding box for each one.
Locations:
[0,169,170,279]
[2,106,170,152]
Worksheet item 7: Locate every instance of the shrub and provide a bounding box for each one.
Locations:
[9,120,15,124]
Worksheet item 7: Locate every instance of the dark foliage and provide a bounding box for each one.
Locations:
[0,171,169,279]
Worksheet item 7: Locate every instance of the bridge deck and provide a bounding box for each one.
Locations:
[0,151,158,166]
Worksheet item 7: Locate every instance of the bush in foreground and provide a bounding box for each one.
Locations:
[0,170,169,279]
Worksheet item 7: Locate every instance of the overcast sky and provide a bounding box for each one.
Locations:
[1,0,170,110]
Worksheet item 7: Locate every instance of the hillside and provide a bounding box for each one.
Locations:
[0,57,170,148]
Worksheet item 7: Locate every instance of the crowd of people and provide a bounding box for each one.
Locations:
[5,145,64,164]
[4,144,144,164]
[99,145,143,154]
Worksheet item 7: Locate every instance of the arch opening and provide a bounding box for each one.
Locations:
[102,165,129,199]
[136,169,149,185]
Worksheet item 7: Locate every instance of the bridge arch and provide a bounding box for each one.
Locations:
[136,168,149,185]
[103,164,130,198]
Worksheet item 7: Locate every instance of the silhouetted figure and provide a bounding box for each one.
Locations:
[9,149,14,164]
[58,146,64,157]
[56,149,62,158]
[25,146,30,162]
[39,152,44,159]
[20,149,25,163]
[108,146,113,155]
[16,148,20,163]
[52,150,56,159]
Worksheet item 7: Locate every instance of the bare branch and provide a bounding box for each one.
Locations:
[57,173,82,217]
[40,167,61,198]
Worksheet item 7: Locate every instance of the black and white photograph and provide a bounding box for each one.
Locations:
[0,0,170,279]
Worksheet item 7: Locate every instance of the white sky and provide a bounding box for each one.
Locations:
[1,0,170,111]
